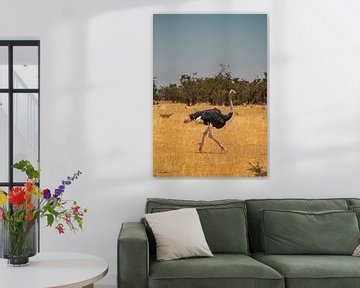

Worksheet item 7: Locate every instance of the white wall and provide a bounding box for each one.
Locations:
[1,0,360,285]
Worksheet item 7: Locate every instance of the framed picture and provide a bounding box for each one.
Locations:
[153,14,267,177]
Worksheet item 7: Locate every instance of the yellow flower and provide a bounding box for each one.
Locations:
[0,189,7,206]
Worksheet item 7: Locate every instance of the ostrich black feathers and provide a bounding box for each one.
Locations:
[189,108,233,129]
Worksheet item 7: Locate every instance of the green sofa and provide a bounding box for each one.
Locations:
[118,198,360,288]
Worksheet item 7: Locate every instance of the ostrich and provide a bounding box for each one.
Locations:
[184,89,236,152]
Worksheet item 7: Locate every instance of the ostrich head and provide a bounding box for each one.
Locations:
[229,89,236,99]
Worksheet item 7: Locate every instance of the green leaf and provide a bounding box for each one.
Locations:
[13,160,30,170]
[44,205,60,217]
[12,160,40,180]
[47,214,54,227]
[75,215,83,230]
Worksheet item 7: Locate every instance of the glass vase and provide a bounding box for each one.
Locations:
[0,220,37,266]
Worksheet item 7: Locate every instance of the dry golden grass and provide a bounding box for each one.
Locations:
[153,102,267,177]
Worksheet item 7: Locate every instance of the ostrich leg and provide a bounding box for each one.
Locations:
[208,128,226,151]
[199,126,210,152]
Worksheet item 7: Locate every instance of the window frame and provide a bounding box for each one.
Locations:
[0,40,40,189]
[0,40,40,252]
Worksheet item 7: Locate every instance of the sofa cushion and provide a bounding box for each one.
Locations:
[145,208,213,261]
[261,209,359,255]
[146,198,249,254]
[149,254,284,288]
[349,205,360,228]
[253,252,360,288]
[346,199,360,229]
[246,198,349,252]
[347,198,360,207]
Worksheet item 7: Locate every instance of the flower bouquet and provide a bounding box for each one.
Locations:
[0,160,87,266]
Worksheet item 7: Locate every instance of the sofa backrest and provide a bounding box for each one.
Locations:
[245,198,349,252]
[145,198,249,255]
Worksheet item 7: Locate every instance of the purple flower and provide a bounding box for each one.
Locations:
[43,189,51,200]
[54,189,63,198]
[43,189,51,199]
[54,170,82,199]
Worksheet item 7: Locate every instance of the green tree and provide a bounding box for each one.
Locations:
[153,66,267,105]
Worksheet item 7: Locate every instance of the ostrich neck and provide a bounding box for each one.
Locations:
[229,97,234,113]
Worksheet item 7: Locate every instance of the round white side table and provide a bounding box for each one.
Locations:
[0,252,108,288]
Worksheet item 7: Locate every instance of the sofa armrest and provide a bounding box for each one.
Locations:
[118,222,149,288]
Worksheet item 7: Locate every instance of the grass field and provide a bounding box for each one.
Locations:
[153,102,267,177]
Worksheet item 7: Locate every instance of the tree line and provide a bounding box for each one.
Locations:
[153,64,267,106]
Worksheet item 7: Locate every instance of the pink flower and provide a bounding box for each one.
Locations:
[0,208,3,220]
[56,223,65,234]
[65,214,71,225]
[72,205,80,215]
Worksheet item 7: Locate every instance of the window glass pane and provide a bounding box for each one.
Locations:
[0,46,8,89]
[13,93,39,182]
[13,46,38,89]
[0,93,9,182]
[0,186,8,192]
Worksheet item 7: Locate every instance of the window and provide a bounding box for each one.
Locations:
[0,40,40,190]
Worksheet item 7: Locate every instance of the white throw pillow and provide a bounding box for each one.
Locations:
[353,244,360,256]
[145,208,213,261]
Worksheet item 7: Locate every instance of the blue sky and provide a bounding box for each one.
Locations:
[153,14,267,86]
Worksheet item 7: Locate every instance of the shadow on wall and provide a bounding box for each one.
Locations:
[44,0,196,167]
